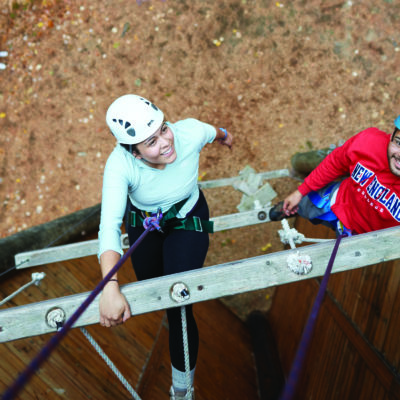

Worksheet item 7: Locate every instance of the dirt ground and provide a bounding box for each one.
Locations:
[0,0,399,318]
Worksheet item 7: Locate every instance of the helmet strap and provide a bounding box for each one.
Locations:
[392,127,399,141]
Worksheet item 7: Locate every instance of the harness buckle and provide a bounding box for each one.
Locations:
[130,211,139,227]
[193,216,203,232]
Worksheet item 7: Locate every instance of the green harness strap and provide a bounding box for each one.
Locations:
[166,216,214,233]
[129,199,214,234]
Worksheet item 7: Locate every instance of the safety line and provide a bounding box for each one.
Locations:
[80,327,141,400]
[2,219,160,400]
[0,273,46,307]
[279,234,344,400]
[180,306,192,399]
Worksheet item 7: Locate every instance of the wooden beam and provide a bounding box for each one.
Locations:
[1,226,399,343]
[198,169,290,189]
[3,168,291,273]
[14,207,273,269]
[0,204,101,275]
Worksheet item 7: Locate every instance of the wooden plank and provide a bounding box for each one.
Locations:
[14,207,273,269]
[323,290,400,397]
[0,204,101,275]
[2,225,400,342]
[382,280,400,372]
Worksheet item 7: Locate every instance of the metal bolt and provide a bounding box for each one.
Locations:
[170,282,190,303]
[257,211,267,221]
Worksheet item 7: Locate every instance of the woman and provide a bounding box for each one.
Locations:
[98,94,233,399]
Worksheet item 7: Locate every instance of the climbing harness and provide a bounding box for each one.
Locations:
[130,198,214,234]
[279,233,345,400]
[336,220,353,237]
[2,211,163,400]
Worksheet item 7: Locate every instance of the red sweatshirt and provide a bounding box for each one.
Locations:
[298,128,400,234]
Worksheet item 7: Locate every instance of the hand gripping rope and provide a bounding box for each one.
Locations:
[2,210,163,400]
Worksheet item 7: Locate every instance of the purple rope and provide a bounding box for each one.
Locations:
[2,217,161,400]
[279,234,344,400]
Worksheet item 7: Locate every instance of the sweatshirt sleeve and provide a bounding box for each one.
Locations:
[298,131,362,196]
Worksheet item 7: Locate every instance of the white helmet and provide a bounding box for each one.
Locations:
[106,94,164,144]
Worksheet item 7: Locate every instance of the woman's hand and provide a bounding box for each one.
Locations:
[99,282,131,327]
[216,128,233,149]
[283,189,303,215]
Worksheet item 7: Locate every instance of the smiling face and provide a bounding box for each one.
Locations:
[135,122,177,169]
[387,130,400,177]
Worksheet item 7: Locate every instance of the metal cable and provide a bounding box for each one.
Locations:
[0,273,46,307]
[80,327,141,400]
[180,306,193,400]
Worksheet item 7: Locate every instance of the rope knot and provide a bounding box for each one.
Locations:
[143,208,163,231]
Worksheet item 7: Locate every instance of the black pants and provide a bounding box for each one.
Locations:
[125,191,210,371]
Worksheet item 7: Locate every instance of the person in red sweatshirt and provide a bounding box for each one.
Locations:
[269,116,400,235]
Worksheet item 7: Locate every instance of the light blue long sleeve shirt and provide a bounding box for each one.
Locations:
[98,118,216,257]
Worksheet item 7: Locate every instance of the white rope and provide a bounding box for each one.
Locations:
[80,327,141,400]
[278,219,330,246]
[0,272,46,307]
[180,306,193,400]
[300,237,331,243]
[279,220,313,275]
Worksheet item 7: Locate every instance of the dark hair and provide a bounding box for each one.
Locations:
[392,127,399,141]
[120,143,139,155]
